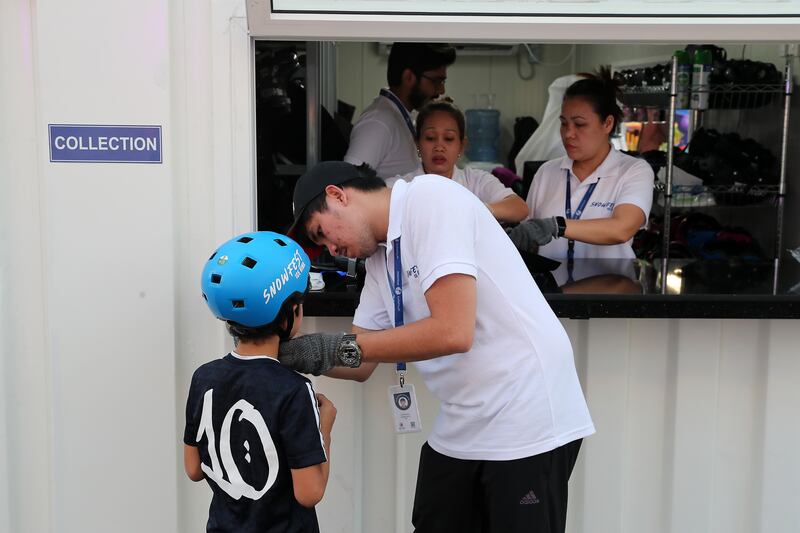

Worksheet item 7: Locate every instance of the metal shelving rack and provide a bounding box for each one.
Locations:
[622,55,793,294]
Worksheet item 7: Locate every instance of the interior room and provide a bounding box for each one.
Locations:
[255,41,800,295]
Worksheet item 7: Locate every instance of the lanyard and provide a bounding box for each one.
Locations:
[380,89,416,138]
[565,170,599,281]
[386,237,407,386]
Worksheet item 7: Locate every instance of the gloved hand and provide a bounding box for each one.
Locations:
[506,217,559,250]
[278,332,346,375]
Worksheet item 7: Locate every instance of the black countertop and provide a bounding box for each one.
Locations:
[305,255,800,319]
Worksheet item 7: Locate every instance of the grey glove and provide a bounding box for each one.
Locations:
[506,217,559,250]
[278,332,346,375]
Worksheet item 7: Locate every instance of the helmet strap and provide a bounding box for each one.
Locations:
[279,311,294,341]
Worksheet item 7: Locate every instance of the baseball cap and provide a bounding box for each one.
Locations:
[288,161,373,240]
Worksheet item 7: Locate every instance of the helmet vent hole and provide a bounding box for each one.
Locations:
[242,257,257,269]
[232,299,245,308]
[209,252,217,261]
[274,238,287,246]
[210,273,222,284]
[202,293,208,301]
[237,236,253,243]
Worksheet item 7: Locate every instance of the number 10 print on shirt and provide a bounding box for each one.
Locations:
[195,388,280,500]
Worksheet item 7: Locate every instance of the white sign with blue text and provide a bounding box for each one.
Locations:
[49,124,162,163]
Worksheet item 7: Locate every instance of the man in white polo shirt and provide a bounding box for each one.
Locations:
[279,161,594,533]
[343,43,456,178]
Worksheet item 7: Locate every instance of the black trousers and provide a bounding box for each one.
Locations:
[411,439,582,533]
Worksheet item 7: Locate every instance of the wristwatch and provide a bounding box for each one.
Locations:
[336,334,362,368]
[555,216,567,238]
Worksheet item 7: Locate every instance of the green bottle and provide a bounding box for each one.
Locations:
[691,49,712,110]
[675,50,691,109]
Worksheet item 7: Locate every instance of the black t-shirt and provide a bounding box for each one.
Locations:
[184,354,326,533]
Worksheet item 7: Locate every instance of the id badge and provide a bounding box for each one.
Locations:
[388,384,422,433]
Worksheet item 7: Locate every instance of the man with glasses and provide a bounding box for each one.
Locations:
[344,42,456,178]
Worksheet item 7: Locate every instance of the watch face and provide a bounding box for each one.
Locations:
[557,217,567,237]
[339,341,361,367]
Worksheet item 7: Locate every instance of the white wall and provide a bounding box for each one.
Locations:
[1,1,251,532]
[1,1,49,531]
[309,317,800,533]
[168,1,255,530]
[2,0,179,530]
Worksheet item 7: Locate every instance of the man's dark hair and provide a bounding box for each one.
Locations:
[296,164,386,244]
[387,43,456,87]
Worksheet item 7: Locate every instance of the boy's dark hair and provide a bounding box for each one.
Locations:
[564,65,623,132]
[387,43,456,87]
[296,164,386,245]
[415,97,466,141]
[225,290,307,344]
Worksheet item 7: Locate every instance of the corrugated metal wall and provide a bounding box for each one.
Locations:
[308,317,800,533]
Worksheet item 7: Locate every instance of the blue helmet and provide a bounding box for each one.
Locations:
[201,231,310,328]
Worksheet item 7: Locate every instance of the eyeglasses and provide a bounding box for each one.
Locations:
[420,74,447,88]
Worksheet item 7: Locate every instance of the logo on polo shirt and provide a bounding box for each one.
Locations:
[520,490,540,505]
[407,265,420,279]
[590,201,615,211]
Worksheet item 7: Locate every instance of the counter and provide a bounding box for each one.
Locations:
[305,256,800,319]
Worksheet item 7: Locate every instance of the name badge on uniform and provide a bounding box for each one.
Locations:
[388,384,422,434]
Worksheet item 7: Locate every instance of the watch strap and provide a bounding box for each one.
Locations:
[555,216,567,238]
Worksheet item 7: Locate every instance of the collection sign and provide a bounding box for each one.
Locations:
[48,124,162,163]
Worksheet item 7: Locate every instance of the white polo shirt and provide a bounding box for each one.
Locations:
[386,165,515,205]
[343,91,420,178]
[526,147,654,260]
[353,175,595,461]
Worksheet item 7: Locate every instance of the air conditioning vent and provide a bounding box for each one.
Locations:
[377,42,519,57]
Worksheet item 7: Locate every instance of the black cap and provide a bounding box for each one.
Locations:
[288,161,367,238]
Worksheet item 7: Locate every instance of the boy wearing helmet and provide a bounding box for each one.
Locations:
[184,231,336,533]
